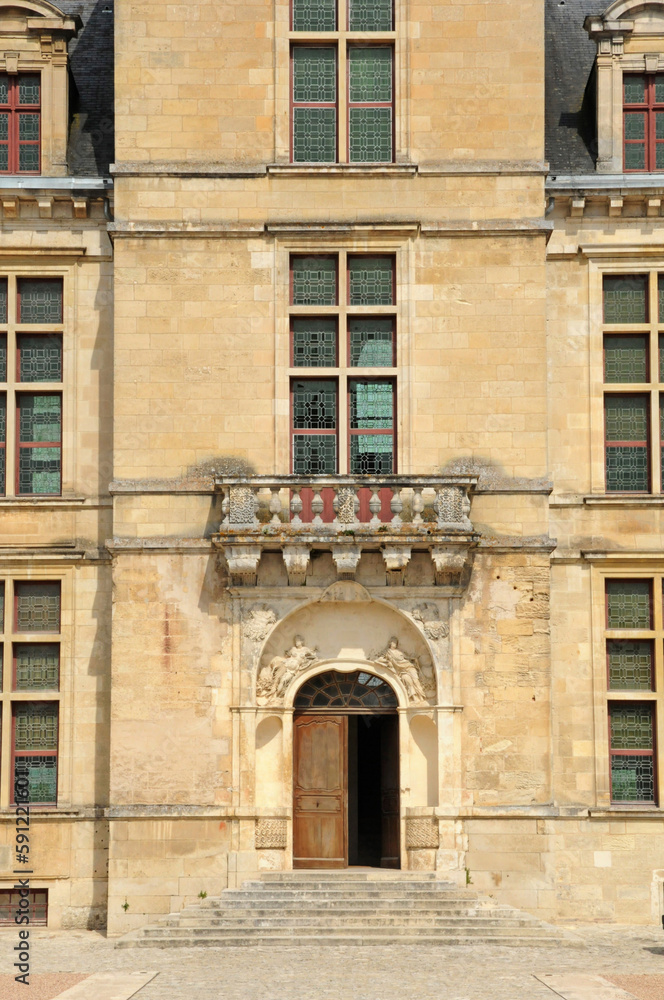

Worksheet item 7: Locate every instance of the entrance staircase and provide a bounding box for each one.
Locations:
[116,871,580,948]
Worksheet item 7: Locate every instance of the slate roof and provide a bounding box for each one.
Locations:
[546,0,600,174]
[58,0,114,176]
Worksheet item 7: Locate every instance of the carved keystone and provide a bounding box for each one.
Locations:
[282,545,311,586]
[381,545,412,586]
[226,545,261,586]
[331,545,362,580]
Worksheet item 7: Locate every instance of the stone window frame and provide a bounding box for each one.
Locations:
[275,0,408,166]
[0,0,80,178]
[273,231,413,474]
[0,571,72,811]
[0,267,74,498]
[590,560,664,809]
[586,0,664,174]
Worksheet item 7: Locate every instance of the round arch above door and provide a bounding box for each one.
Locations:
[294,670,398,710]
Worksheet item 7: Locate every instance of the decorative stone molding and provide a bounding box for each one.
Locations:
[410,605,449,641]
[256,635,319,704]
[381,545,412,586]
[406,818,440,850]
[429,545,473,587]
[255,818,287,850]
[242,605,277,643]
[226,545,261,587]
[282,545,311,586]
[331,544,362,580]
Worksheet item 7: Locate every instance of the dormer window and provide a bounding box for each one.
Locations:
[623,73,664,171]
[0,73,40,174]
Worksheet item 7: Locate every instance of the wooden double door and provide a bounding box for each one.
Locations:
[293,712,400,869]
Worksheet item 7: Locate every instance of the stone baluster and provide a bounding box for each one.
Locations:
[368,485,382,528]
[390,485,403,527]
[311,486,324,527]
[290,486,303,528]
[269,486,283,525]
[412,486,424,525]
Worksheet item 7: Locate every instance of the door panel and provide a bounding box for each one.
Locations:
[293,714,347,868]
[380,714,400,868]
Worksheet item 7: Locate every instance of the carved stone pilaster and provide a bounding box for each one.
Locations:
[226,545,261,586]
[282,545,311,586]
[331,545,362,580]
[430,545,472,587]
[381,545,412,586]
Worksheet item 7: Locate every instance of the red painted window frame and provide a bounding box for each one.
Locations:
[290,376,339,472]
[0,73,41,176]
[12,642,60,692]
[623,74,664,173]
[14,581,61,634]
[346,43,395,163]
[15,391,62,497]
[608,700,657,804]
[290,44,338,163]
[16,278,64,325]
[0,888,48,926]
[290,316,339,367]
[289,254,339,305]
[11,701,58,806]
[347,376,397,474]
[604,391,650,493]
[347,315,396,367]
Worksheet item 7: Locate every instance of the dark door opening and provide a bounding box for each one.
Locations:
[348,714,399,867]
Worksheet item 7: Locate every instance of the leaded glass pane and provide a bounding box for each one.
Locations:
[607,640,653,690]
[15,582,60,633]
[18,336,62,382]
[603,440,647,489]
[349,317,394,366]
[293,434,337,474]
[350,380,393,428]
[604,276,648,323]
[604,335,647,383]
[0,114,7,141]
[605,395,648,489]
[14,703,58,751]
[293,47,336,103]
[349,256,393,304]
[295,670,397,708]
[18,76,39,106]
[14,756,57,803]
[0,280,6,324]
[611,704,653,749]
[18,114,38,142]
[293,0,336,31]
[349,107,392,162]
[658,139,664,169]
[350,433,393,473]
[625,143,646,170]
[606,579,651,629]
[0,337,6,382]
[656,114,664,139]
[349,0,393,31]
[624,76,646,103]
[18,144,39,173]
[0,147,7,173]
[19,280,62,324]
[0,77,8,104]
[292,318,337,367]
[656,75,664,103]
[19,394,61,443]
[14,644,59,691]
[611,754,655,801]
[348,47,392,103]
[293,107,336,162]
[292,256,337,305]
[18,446,61,495]
[624,112,645,139]
[293,379,336,427]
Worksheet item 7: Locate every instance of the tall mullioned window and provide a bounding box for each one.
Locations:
[623,74,664,172]
[290,252,396,479]
[0,74,40,175]
[0,276,63,496]
[605,578,660,804]
[290,0,395,163]
[602,273,664,493]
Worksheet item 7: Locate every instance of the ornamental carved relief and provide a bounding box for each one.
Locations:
[242,605,278,643]
[409,604,449,642]
[372,637,429,705]
[406,818,440,850]
[256,635,319,704]
[255,818,287,850]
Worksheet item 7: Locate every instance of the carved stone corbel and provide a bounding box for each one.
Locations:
[430,545,472,587]
[282,544,311,586]
[381,545,411,586]
[226,545,261,586]
[331,545,362,580]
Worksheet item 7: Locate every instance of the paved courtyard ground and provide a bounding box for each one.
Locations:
[0,925,662,1000]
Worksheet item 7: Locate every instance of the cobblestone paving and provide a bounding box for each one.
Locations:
[0,927,662,1000]
[605,976,664,1000]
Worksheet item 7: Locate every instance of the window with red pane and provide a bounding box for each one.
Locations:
[623,74,664,172]
[0,74,40,175]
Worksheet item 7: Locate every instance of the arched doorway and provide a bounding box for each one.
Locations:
[292,670,400,870]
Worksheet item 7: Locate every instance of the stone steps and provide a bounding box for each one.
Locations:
[116,872,580,949]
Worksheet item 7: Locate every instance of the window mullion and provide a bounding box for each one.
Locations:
[338,39,348,162]
[339,372,348,472]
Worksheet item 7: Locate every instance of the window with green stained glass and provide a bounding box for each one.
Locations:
[604,275,648,324]
[609,703,656,803]
[292,46,337,162]
[292,379,338,473]
[17,393,61,495]
[0,278,7,325]
[348,47,393,162]
[14,644,59,692]
[348,255,393,304]
[292,0,336,31]
[292,318,337,367]
[606,579,652,629]
[15,582,60,634]
[604,335,648,383]
[18,279,63,324]
[623,74,664,172]
[604,393,649,492]
[607,640,653,690]
[12,702,58,804]
[292,256,337,305]
[0,73,40,175]
[349,317,394,366]
[349,379,394,473]
[17,335,62,383]
[348,0,393,31]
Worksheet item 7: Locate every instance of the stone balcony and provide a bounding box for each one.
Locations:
[212,475,479,588]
